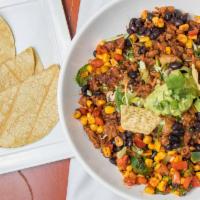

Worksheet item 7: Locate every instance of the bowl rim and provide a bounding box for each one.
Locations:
[58,0,148,199]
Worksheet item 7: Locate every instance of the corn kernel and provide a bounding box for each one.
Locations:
[179,24,189,32]
[102,146,111,158]
[104,106,115,114]
[145,40,152,48]
[143,135,152,144]
[99,40,105,46]
[165,46,171,55]
[114,136,124,147]
[141,10,148,20]
[154,152,166,162]
[194,16,200,23]
[104,61,111,67]
[110,58,118,66]
[154,163,161,171]
[123,171,130,178]
[181,177,185,184]
[100,53,110,62]
[90,124,97,131]
[129,34,137,43]
[144,186,155,194]
[143,150,152,157]
[86,100,92,108]
[173,191,180,196]
[170,168,175,175]
[168,150,176,156]
[80,116,87,125]
[173,155,182,163]
[152,17,164,28]
[149,177,159,187]
[115,48,122,55]
[87,113,95,124]
[96,99,106,106]
[186,39,193,48]
[117,126,125,133]
[177,34,188,44]
[96,126,104,134]
[163,176,169,182]
[145,159,153,168]
[157,181,167,192]
[154,140,161,152]
[190,146,195,151]
[154,173,162,181]
[87,64,93,73]
[188,34,197,40]
[101,65,108,73]
[194,165,200,171]
[139,36,150,43]
[148,143,155,150]
[96,68,101,75]
[126,165,133,172]
[81,71,89,78]
[73,110,81,119]
[196,172,200,180]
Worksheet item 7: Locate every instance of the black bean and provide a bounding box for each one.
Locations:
[147,13,154,21]
[81,84,89,96]
[171,142,181,149]
[113,145,123,153]
[127,28,133,34]
[194,144,200,151]
[125,38,132,48]
[93,90,102,96]
[194,121,200,132]
[174,9,182,18]
[174,18,184,27]
[164,12,172,21]
[128,70,138,79]
[138,46,146,54]
[169,135,180,143]
[129,18,137,26]
[145,28,151,36]
[93,50,97,57]
[125,139,133,147]
[150,27,161,40]
[109,157,117,165]
[180,14,188,23]
[169,61,183,70]
[172,129,184,136]
[172,122,183,131]
[124,131,133,139]
[135,19,143,28]
[196,35,200,45]
[165,144,172,150]
[137,27,146,35]
[196,112,200,121]
[151,151,157,159]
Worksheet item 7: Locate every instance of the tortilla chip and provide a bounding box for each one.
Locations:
[0,47,43,92]
[34,49,44,73]
[0,65,59,147]
[0,17,15,64]
[121,105,161,135]
[192,64,200,90]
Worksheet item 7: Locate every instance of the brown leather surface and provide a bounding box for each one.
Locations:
[0,0,80,200]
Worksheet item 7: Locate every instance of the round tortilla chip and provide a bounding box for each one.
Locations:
[0,17,15,64]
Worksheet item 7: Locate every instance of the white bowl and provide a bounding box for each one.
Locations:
[58,0,200,199]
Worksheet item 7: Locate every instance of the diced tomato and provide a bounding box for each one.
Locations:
[172,170,181,185]
[95,117,104,126]
[136,176,147,184]
[183,176,192,189]
[191,176,200,187]
[92,108,101,117]
[134,137,146,148]
[90,58,104,68]
[79,107,87,115]
[114,54,123,61]
[171,161,188,171]
[96,45,108,54]
[188,29,199,36]
[117,155,129,170]
[157,163,169,175]
[124,176,136,186]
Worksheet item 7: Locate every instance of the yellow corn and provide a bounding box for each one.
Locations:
[87,113,95,124]
[194,16,200,23]
[80,116,87,125]
[101,65,109,73]
[104,61,111,67]
[144,186,155,194]
[104,106,115,114]
[154,140,161,152]
[179,24,189,32]
[154,173,162,181]
[163,176,169,182]
[123,171,130,178]
[149,177,159,187]
[86,100,93,108]
[102,146,111,158]
[173,191,180,196]
[126,165,133,172]
[139,36,150,43]
[165,46,171,55]
[196,172,200,180]
[152,17,164,28]
[73,110,81,119]
[96,68,101,75]
[186,39,193,48]
[181,177,185,184]
[115,48,122,55]
[194,165,200,171]
[110,58,118,66]
[117,126,125,133]
[141,10,148,20]
[170,168,175,176]
[154,163,161,171]
[145,159,153,168]
[188,34,197,40]
[90,124,98,131]
[96,99,106,106]
[143,150,152,157]
[177,34,188,44]
[96,126,104,134]
[87,64,93,73]
[157,181,167,192]
[173,155,182,163]
[81,71,89,78]
[154,152,166,162]
[145,40,152,48]
[129,34,137,43]
[143,136,152,144]
[99,40,105,46]
[114,136,124,147]
[168,150,176,156]
[148,143,155,150]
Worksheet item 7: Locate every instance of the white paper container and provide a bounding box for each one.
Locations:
[0,0,72,174]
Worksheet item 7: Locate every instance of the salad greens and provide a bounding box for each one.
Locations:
[191,152,200,163]
[75,64,90,87]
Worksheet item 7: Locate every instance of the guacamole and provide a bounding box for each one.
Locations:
[144,69,199,116]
